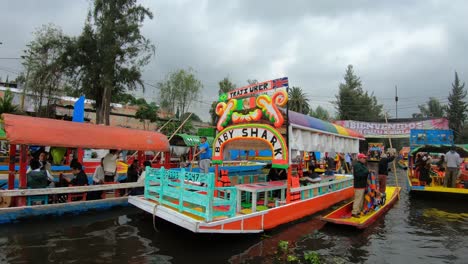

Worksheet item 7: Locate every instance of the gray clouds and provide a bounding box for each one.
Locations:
[1,0,467,121]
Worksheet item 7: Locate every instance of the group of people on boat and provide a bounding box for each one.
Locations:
[24,147,154,203]
[412,145,464,188]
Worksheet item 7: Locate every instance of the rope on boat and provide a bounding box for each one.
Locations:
[152,204,159,232]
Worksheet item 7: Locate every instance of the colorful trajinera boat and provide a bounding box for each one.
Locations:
[321,186,401,229]
[0,114,170,223]
[129,77,365,233]
[406,129,468,197]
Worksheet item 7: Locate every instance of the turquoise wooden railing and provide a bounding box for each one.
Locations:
[290,175,354,200]
[144,167,237,222]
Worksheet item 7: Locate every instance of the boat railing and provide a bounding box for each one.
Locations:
[144,167,237,222]
[290,175,354,200]
[0,182,143,197]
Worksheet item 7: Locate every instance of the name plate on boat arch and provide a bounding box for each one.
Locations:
[212,124,288,168]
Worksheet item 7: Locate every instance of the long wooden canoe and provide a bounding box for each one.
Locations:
[321,186,401,229]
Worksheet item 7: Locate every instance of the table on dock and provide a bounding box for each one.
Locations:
[235,180,287,212]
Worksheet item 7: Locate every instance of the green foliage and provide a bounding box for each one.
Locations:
[304,251,321,264]
[21,24,68,117]
[309,105,330,121]
[287,255,299,262]
[64,0,155,125]
[0,89,19,114]
[278,240,289,253]
[159,68,203,118]
[334,65,384,121]
[209,77,236,125]
[157,119,194,135]
[135,102,158,130]
[114,93,139,105]
[288,87,310,114]
[416,97,446,118]
[447,71,468,143]
[181,112,203,122]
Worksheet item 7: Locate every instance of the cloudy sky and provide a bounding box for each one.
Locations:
[0,0,467,121]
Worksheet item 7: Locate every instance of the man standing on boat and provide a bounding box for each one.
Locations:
[444,146,462,188]
[378,152,395,194]
[193,136,211,174]
[352,153,369,218]
[103,149,121,182]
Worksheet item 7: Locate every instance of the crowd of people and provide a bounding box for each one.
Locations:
[25,148,154,202]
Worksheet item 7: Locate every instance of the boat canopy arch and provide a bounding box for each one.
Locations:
[169,134,214,147]
[2,114,170,151]
[288,110,364,153]
[410,144,468,158]
[212,124,288,168]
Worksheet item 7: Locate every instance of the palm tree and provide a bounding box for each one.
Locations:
[0,89,18,115]
[288,87,310,114]
[417,97,446,118]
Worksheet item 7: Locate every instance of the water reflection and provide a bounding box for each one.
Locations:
[0,169,466,264]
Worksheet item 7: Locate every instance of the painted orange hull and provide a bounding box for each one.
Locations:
[196,187,354,232]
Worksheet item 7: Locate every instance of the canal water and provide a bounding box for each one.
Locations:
[0,169,466,263]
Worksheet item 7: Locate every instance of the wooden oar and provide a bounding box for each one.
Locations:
[384,113,400,199]
[151,113,193,163]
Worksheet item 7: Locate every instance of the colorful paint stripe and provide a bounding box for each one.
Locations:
[288,110,364,139]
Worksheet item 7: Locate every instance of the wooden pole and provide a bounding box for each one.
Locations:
[127,119,176,162]
[8,144,16,190]
[151,113,193,163]
[384,113,399,187]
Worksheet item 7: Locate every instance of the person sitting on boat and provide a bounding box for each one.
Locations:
[66,162,89,186]
[126,159,140,183]
[418,155,432,186]
[351,153,369,218]
[26,159,49,189]
[27,156,55,187]
[193,136,211,174]
[137,160,152,184]
[103,149,121,182]
[378,152,395,194]
[92,158,105,184]
[325,152,336,176]
[444,146,462,188]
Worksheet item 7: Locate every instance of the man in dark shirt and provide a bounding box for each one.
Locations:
[378,153,395,194]
[68,163,89,186]
[352,153,369,218]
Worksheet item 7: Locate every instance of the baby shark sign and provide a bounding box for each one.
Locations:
[212,124,288,168]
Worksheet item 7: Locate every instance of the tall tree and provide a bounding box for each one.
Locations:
[64,0,155,125]
[158,68,203,117]
[309,105,330,121]
[447,71,468,142]
[135,101,158,130]
[209,77,236,125]
[416,97,446,118]
[21,24,67,117]
[288,87,310,114]
[334,65,383,121]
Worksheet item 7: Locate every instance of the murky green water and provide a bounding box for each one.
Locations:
[0,169,466,263]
